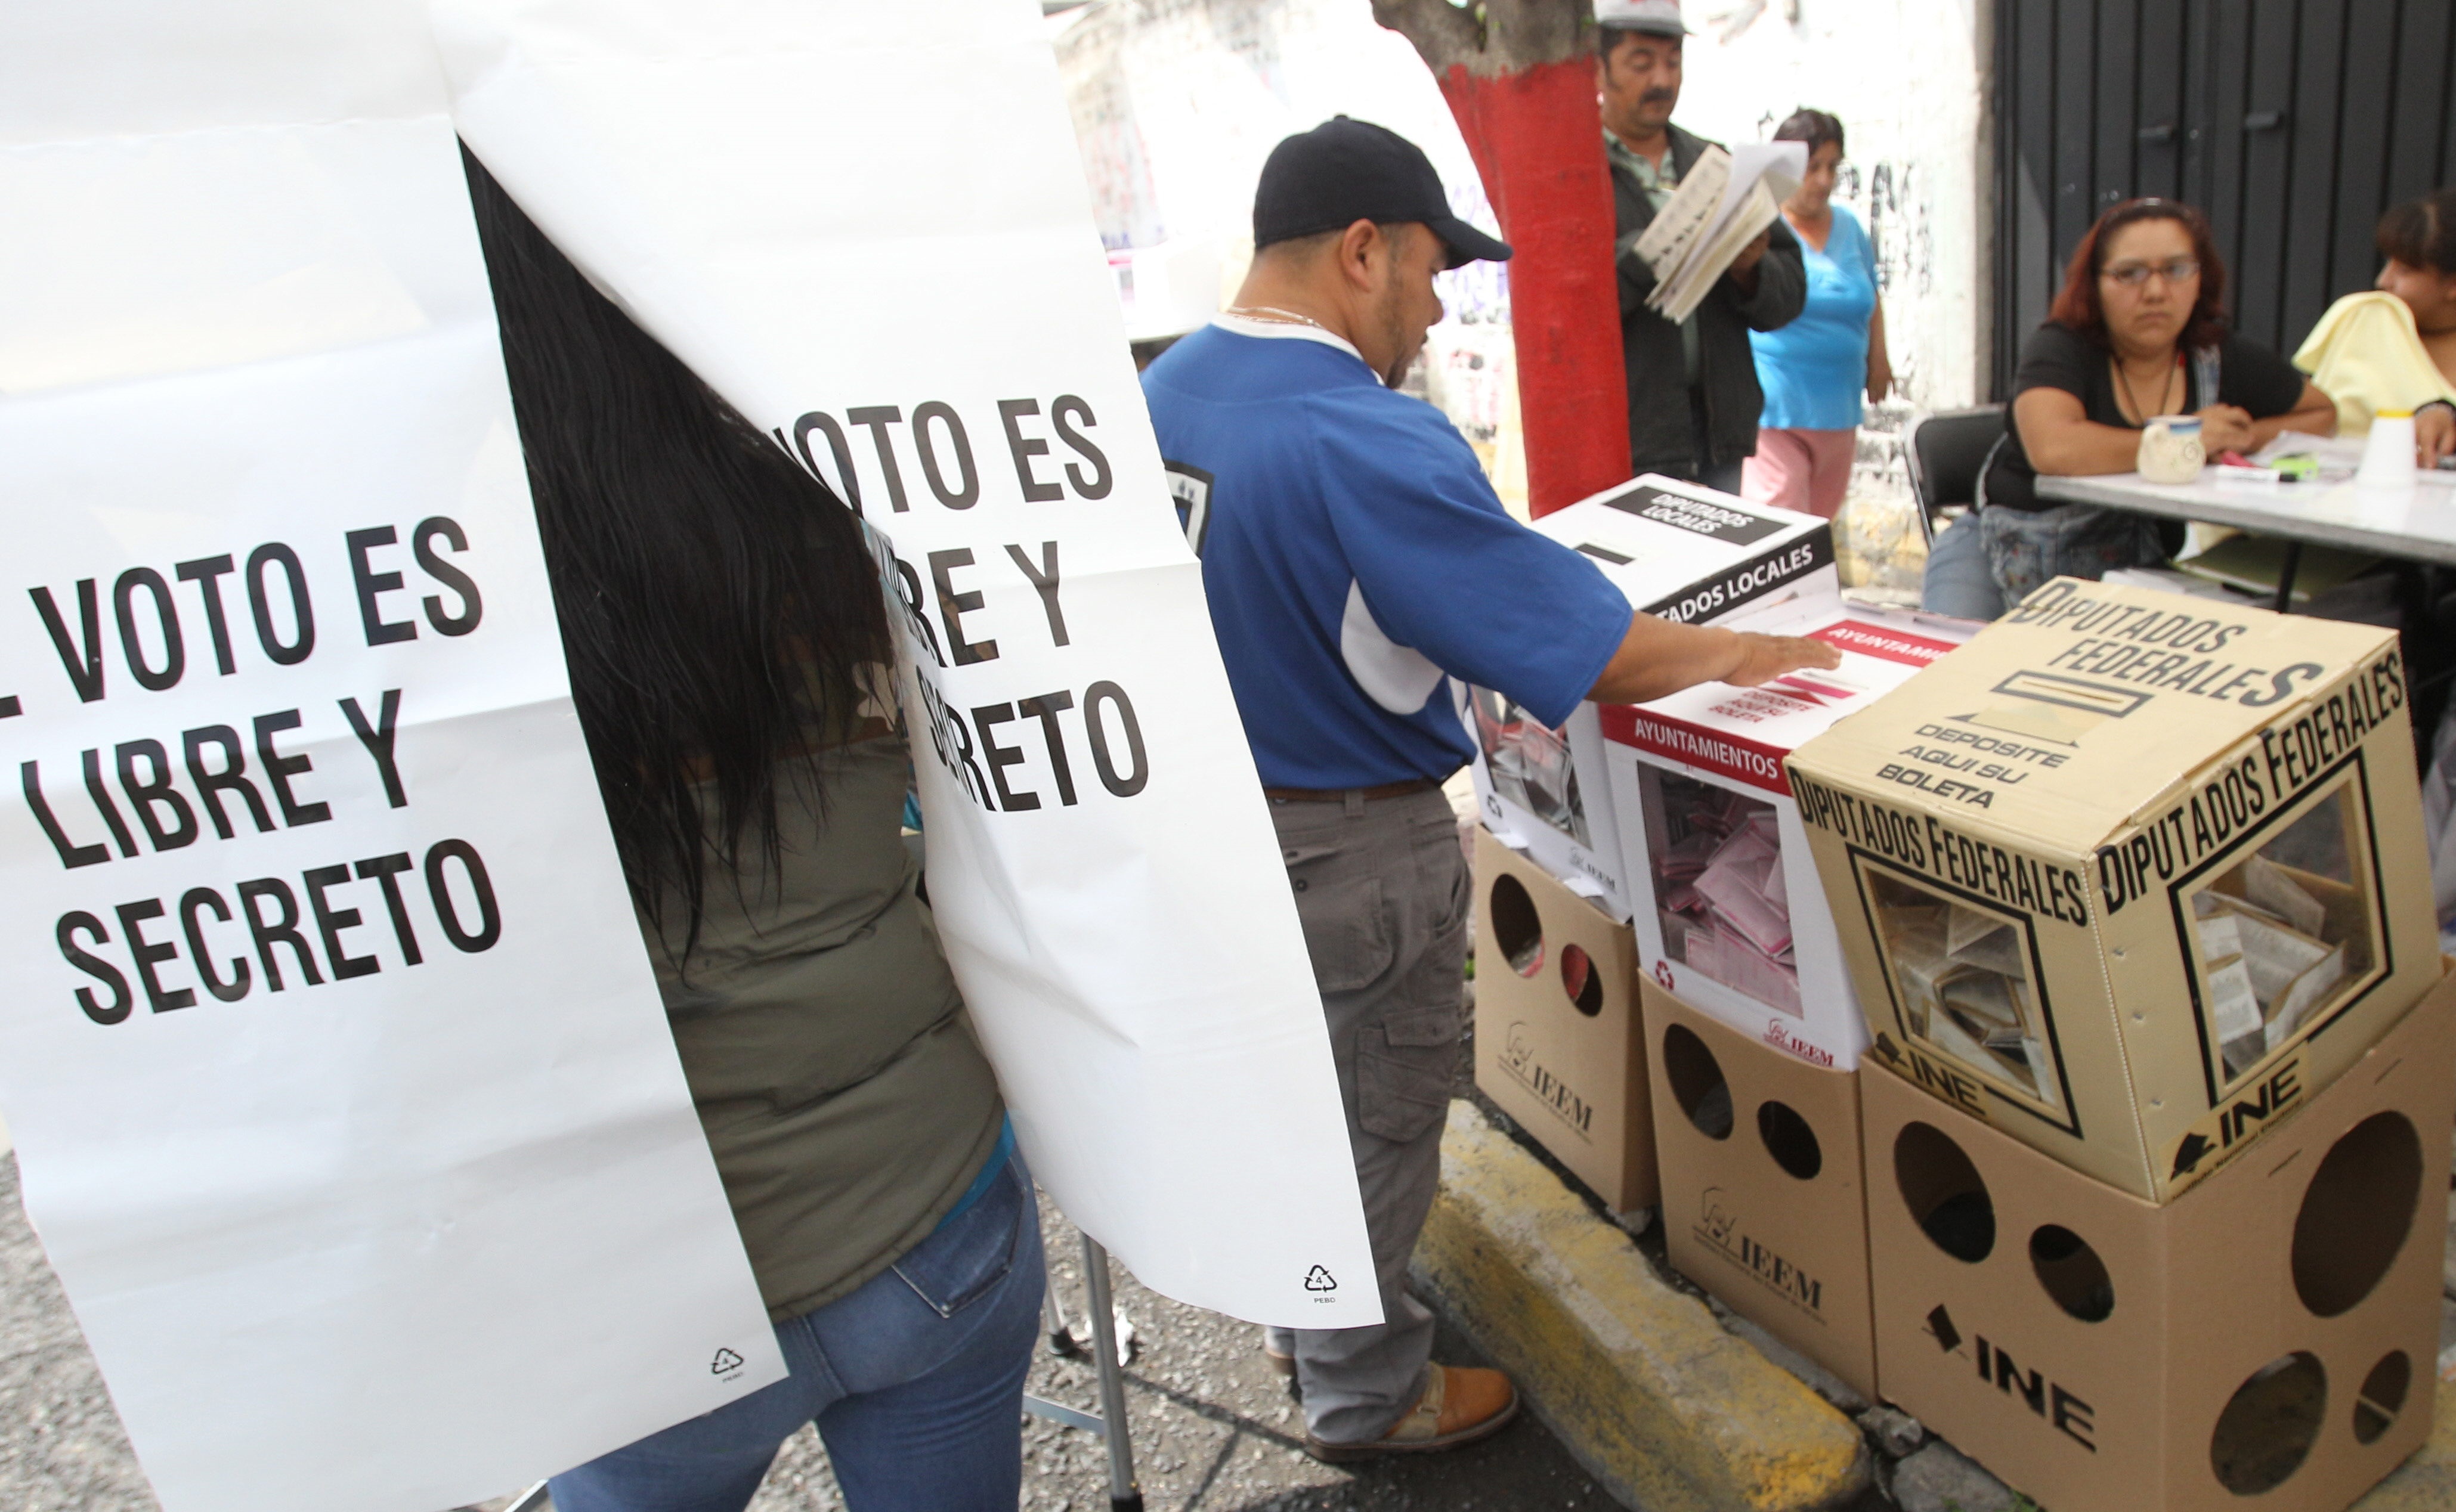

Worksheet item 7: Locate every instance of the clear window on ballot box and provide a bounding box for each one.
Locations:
[1468,686,1590,847]
[2180,775,2382,1090]
[1642,769,1802,1016]
[1864,869,2068,1118]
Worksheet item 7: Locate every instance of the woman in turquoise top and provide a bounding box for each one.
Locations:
[1743,109,1891,518]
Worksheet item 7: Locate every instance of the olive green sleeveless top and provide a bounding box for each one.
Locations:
[635,733,1004,1321]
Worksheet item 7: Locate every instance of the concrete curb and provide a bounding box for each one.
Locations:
[2350,1381,2456,1510]
[1413,1101,1873,1512]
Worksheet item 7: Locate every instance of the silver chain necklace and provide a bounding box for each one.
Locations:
[1223,303,1332,333]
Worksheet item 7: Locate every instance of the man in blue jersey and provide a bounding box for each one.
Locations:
[1142,117,1836,1462]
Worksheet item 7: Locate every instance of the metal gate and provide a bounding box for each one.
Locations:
[1994,0,2456,394]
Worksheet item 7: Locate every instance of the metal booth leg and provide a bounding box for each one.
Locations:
[1079,1235,1144,1511]
[1019,1226,1143,1508]
[1044,1271,1084,1358]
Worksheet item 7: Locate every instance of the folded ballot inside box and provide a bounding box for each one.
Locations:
[1786,577,2438,1201]
[1460,476,1838,921]
[1606,608,1978,1070]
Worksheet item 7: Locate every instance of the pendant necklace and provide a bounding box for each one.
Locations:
[2115,353,2179,425]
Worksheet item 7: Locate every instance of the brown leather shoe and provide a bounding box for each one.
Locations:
[1304,1364,1519,1461]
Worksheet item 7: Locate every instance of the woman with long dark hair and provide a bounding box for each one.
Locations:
[464,150,1041,1512]
[1979,197,2336,602]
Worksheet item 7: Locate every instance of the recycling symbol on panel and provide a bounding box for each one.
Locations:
[1303,1265,1338,1292]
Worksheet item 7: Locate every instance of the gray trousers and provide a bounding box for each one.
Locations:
[1262,786,1470,1443]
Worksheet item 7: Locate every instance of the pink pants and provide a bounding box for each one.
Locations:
[1743,426,1857,519]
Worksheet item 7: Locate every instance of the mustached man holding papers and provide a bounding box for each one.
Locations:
[1140,117,1838,1463]
[1598,0,1808,493]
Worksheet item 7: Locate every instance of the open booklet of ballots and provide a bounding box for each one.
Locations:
[1632,141,1808,324]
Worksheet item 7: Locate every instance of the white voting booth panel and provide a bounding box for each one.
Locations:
[437,0,1379,1331]
[1460,476,1836,921]
[0,2,1380,1508]
[0,5,782,1510]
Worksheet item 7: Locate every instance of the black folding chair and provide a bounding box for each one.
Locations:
[1901,404,2008,544]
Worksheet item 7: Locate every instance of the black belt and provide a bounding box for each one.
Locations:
[1262,777,1442,804]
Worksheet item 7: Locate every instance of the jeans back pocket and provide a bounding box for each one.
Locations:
[892,1154,1025,1319]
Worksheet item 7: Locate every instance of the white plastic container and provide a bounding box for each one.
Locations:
[2357,409,2418,486]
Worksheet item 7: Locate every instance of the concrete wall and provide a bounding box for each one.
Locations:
[1051,0,1993,513]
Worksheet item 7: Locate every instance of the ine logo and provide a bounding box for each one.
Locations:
[2170,1059,2305,1178]
[1304,1266,1338,1293]
[1922,1305,2096,1451]
[710,1347,746,1375]
[1925,1304,1963,1353]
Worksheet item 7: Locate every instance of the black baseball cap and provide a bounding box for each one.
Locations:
[1252,117,1512,269]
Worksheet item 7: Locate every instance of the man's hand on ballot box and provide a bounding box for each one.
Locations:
[1586,612,1841,706]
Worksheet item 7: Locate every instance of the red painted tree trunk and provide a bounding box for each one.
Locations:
[1437,58,1631,517]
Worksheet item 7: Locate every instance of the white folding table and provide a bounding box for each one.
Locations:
[2036,466,2456,610]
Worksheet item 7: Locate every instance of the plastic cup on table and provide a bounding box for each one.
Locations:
[2356,410,2418,487]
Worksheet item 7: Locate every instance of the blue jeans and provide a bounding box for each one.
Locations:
[1920,509,2007,621]
[549,1148,1044,1512]
[1978,501,2167,606]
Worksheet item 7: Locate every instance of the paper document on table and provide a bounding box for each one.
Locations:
[1641,141,1807,324]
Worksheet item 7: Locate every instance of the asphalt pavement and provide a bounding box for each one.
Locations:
[0,1152,1601,1512]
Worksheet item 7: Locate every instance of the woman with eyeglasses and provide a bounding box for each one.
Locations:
[1978,197,2337,602]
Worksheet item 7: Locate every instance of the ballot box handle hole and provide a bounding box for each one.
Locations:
[1490,874,1545,978]
[2210,1352,2326,1494]
[1756,1100,1823,1180]
[1560,943,1604,1018]
[2352,1350,2411,1444]
[2027,1224,2115,1322]
[2290,1111,2422,1318]
[1662,1023,1734,1140]
[1893,1121,1995,1263]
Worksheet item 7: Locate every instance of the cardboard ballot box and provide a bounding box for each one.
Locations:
[1461,475,1838,921]
[1787,577,2437,1201]
[1641,978,1876,1399]
[1609,608,1976,1071]
[1472,825,1657,1212]
[1864,963,2456,1512]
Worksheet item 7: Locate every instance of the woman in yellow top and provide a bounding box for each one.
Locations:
[2295,188,2456,465]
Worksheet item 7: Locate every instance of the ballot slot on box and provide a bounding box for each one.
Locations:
[1862,965,2456,1512]
[1641,980,1876,1399]
[1609,609,1976,1071]
[1471,826,1657,1213]
[1788,578,2438,1201]
[1461,475,1839,922]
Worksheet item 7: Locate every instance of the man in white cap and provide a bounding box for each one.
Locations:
[1597,0,1805,492]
